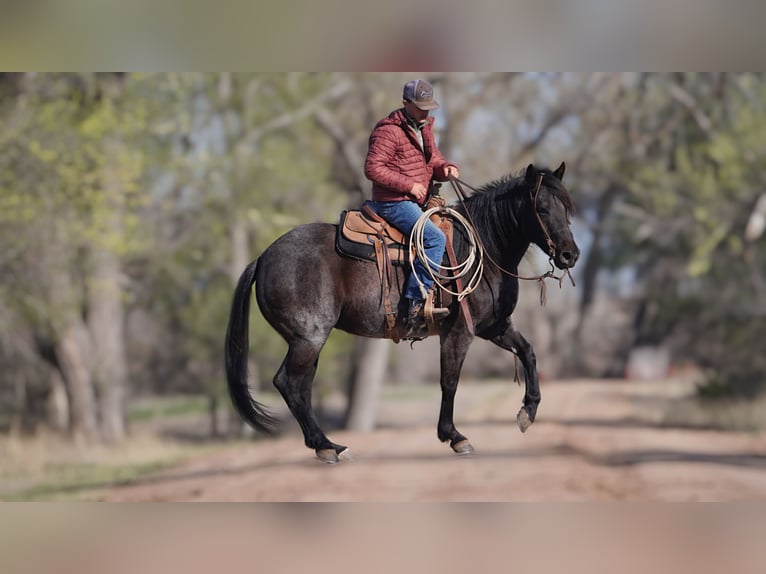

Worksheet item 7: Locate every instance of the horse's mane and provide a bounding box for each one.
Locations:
[471,168,575,216]
[457,167,575,257]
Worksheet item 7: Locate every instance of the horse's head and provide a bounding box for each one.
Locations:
[523,162,579,270]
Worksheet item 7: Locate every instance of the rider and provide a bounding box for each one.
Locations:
[364,79,461,336]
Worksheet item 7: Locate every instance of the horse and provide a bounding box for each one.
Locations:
[225,162,579,463]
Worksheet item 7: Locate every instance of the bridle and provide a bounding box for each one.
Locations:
[529,174,558,259]
[448,174,575,305]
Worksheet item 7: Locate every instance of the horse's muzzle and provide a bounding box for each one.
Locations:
[556,247,579,269]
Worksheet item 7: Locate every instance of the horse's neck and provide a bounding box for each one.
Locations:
[452,217,527,325]
[490,235,529,271]
[458,204,530,272]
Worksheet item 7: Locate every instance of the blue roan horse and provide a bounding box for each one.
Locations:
[225,163,579,463]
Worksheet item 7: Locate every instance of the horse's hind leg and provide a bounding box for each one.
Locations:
[490,324,539,433]
[273,338,348,464]
[438,330,475,454]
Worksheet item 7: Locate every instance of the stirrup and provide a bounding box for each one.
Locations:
[424,290,449,322]
[431,306,449,318]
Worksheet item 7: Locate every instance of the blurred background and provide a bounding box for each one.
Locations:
[2,72,766,500]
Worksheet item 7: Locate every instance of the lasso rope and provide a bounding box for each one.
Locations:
[409,207,484,302]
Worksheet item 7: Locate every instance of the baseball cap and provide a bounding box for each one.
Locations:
[402,79,440,111]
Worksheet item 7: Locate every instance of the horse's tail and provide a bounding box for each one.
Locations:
[224,257,279,434]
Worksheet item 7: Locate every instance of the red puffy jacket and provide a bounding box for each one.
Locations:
[364,109,456,205]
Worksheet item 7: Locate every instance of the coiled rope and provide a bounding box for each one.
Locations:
[409,207,484,302]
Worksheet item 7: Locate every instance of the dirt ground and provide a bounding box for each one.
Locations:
[104,377,766,501]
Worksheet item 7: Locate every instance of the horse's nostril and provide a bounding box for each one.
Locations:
[560,250,579,266]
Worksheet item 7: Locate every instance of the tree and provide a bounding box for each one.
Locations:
[567,73,766,391]
[0,73,158,440]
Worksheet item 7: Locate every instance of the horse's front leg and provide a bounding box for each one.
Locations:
[490,323,540,433]
[438,329,475,454]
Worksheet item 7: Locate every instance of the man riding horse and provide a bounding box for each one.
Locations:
[225,79,580,463]
[364,79,460,337]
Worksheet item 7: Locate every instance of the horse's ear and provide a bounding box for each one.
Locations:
[525,164,537,182]
[553,161,566,181]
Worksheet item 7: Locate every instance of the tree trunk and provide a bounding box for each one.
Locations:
[344,337,390,431]
[88,244,128,443]
[55,316,98,442]
[87,137,129,443]
[45,247,100,442]
[46,369,70,433]
[9,373,25,437]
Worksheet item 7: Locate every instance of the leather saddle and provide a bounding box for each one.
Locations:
[336,202,410,266]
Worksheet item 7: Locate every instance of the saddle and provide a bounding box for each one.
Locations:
[335,200,474,342]
[336,203,410,266]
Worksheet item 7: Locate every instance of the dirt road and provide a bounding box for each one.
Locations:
[105,378,766,501]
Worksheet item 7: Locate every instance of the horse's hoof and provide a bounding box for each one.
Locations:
[517,409,533,433]
[316,449,340,464]
[451,440,474,455]
[337,447,352,461]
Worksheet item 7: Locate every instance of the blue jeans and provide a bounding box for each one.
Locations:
[367,200,446,302]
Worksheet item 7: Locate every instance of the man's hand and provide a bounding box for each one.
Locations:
[445,165,460,179]
[409,182,428,202]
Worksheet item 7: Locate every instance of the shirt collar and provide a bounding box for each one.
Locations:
[402,108,426,131]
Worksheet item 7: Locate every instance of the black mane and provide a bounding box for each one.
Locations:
[456,167,575,258]
[473,168,575,215]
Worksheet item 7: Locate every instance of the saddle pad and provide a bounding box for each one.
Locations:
[336,210,410,266]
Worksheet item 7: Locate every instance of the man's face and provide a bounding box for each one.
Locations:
[403,100,429,123]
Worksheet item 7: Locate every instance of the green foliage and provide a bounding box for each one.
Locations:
[608,74,766,394]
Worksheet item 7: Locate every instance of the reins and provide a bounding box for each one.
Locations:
[448,175,575,306]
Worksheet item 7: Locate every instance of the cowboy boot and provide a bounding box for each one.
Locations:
[405,299,427,338]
